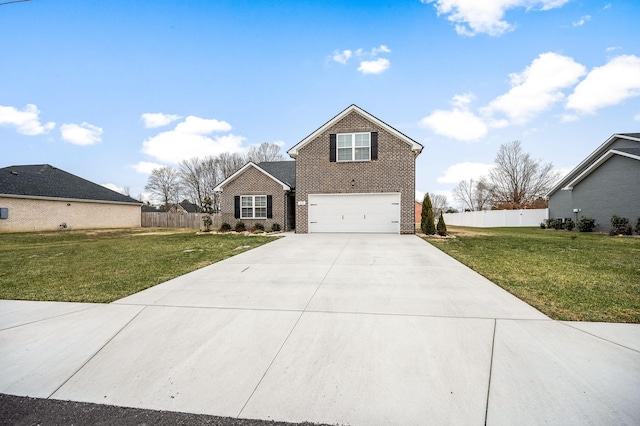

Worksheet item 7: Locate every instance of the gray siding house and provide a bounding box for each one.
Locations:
[215,105,423,234]
[547,133,640,231]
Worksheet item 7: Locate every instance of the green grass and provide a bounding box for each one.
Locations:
[424,227,640,323]
[0,228,276,303]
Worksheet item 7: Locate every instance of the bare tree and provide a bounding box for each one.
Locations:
[217,152,246,180]
[145,166,182,211]
[475,178,493,210]
[429,193,448,216]
[485,141,560,209]
[178,158,207,207]
[246,142,284,164]
[452,179,492,211]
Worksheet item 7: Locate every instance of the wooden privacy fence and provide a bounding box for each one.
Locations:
[141,212,221,229]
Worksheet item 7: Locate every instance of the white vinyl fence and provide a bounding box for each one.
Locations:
[443,209,548,228]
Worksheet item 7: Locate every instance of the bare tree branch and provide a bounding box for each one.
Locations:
[144,166,182,211]
[486,141,560,209]
[246,142,285,163]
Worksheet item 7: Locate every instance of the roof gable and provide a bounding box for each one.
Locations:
[563,148,640,190]
[0,164,141,204]
[548,133,640,196]
[287,104,423,158]
[213,161,294,191]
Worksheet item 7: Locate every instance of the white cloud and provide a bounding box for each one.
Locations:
[422,0,570,36]
[332,49,352,64]
[130,161,165,174]
[572,15,590,27]
[483,52,586,124]
[60,122,103,145]
[371,45,391,56]
[437,162,494,184]
[332,45,392,74]
[420,109,488,141]
[416,190,425,202]
[566,55,640,114]
[141,115,244,164]
[560,114,579,123]
[141,112,181,128]
[174,115,232,134]
[605,46,621,52]
[0,103,55,135]
[634,113,640,121]
[102,183,125,194]
[419,94,488,142]
[555,166,574,179]
[358,58,390,75]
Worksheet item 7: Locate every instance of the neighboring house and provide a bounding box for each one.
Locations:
[168,200,201,214]
[0,164,142,233]
[214,160,296,231]
[548,133,640,231]
[415,200,422,225]
[215,105,423,234]
[141,204,160,213]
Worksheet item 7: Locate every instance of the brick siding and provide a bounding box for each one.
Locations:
[295,110,417,234]
[0,197,140,233]
[219,167,290,231]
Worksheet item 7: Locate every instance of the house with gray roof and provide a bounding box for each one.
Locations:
[548,133,640,231]
[214,160,296,231]
[0,164,142,232]
[214,105,423,233]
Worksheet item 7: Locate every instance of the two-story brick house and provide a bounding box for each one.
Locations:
[214,105,423,234]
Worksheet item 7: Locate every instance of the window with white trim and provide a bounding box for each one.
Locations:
[337,132,370,162]
[241,195,267,219]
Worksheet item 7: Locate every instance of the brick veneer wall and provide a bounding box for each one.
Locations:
[219,167,290,231]
[0,197,140,233]
[295,110,417,234]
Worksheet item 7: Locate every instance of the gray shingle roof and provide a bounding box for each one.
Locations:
[257,161,296,189]
[615,147,640,157]
[0,164,141,204]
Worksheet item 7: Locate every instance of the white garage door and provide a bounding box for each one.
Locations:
[308,193,401,233]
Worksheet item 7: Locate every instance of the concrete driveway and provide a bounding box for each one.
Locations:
[1,233,639,425]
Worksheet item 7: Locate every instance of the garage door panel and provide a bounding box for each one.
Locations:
[308,193,400,234]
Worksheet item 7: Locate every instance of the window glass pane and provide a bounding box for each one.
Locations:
[241,196,253,207]
[337,147,351,161]
[355,133,369,146]
[255,207,267,218]
[241,208,252,218]
[254,196,266,207]
[354,147,369,160]
[337,134,351,146]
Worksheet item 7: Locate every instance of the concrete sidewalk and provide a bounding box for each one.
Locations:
[1,234,638,425]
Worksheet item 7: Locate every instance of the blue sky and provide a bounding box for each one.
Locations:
[1,0,639,207]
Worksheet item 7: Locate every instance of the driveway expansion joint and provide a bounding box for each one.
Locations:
[47,305,147,399]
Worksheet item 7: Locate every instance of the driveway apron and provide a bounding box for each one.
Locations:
[0,234,638,425]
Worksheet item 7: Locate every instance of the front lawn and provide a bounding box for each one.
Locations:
[424,227,640,323]
[0,228,276,303]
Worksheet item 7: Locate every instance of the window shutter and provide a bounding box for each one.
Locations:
[267,195,273,218]
[234,196,240,219]
[329,134,336,162]
[371,132,378,160]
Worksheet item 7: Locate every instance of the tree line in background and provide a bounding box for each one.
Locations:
[144,142,284,211]
[453,141,560,211]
